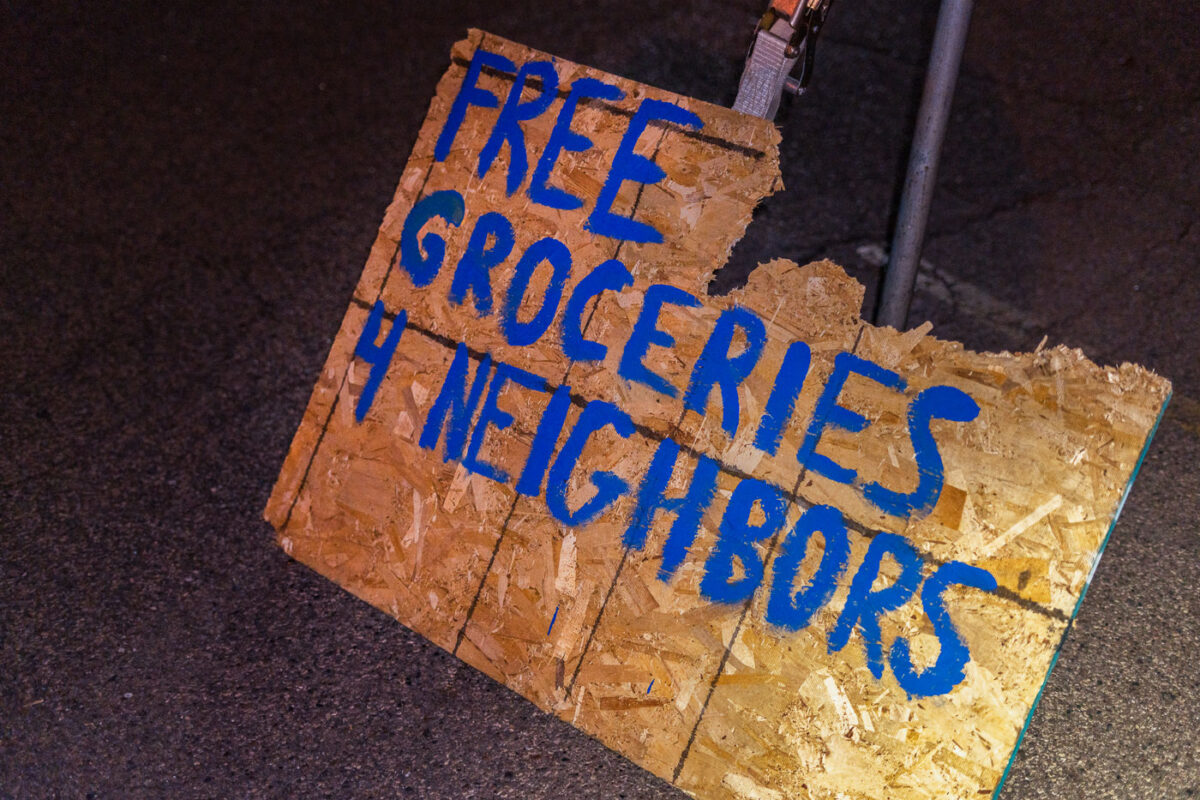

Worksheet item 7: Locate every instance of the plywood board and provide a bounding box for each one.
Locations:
[265,30,1171,800]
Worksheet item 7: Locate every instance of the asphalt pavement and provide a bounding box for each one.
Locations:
[2,1,1197,798]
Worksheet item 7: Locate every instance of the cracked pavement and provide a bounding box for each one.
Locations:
[2,0,1197,798]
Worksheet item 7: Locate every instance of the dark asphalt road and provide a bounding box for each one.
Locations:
[2,1,1197,798]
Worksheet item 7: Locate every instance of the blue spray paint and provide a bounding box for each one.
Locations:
[528,77,625,211]
[753,340,812,456]
[546,400,635,526]
[618,283,700,398]
[463,362,549,484]
[398,190,466,288]
[449,211,515,315]
[764,504,851,632]
[500,236,572,347]
[477,60,559,195]
[699,478,788,605]
[682,306,767,436]
[623,437,720,581]
[353,302,407,423]
[796,352,907,485]
[827,532,924,680]
[434,49,514,163]
[586,98,703,243]
[560,259,633,363]
[419,343,493,462]
[515,384,573,497]
[863,384,980,519]
[890,560,997,697]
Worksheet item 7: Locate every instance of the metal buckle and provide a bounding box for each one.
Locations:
[732,0,833,119]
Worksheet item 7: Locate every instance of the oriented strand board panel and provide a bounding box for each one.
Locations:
[264,30,1172,800]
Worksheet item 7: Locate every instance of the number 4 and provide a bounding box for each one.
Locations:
[353,301,407,423]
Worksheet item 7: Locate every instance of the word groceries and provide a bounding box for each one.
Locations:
[355,48,999,698]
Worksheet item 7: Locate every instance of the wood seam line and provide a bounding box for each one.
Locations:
[671,325,864,782]
[453,492,522,656]
[565,404,688,697]
[279,159,438,534]
[447,31,526,660]
[280,392,340,533]
[279,28,484,535]
[447,56,768,160]
[561,127,666,388]
[453,113,665,659]
[671,463,810,784]
[564,546,632,695]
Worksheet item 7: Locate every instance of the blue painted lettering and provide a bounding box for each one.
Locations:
[528,77,625,211]
[586,98,702,243]
[463,362,549,484]
[515,384,573,497]
[827,532,923,679]
[863,385,980,519]
[699,478,788,605]
[618,283,700,398]
[624,437,720,581]
[477,60,559,194]
[434,49,514,163]
[890,560,997,697]
[753,341,811,456]
[796,352,906,485]
[682,306,767,436]
[418,343,493,462]
[560,259,633,363]
[353,302,407,423]
[500,236,572,347]
[449,211,515,315]
[764,504,851,631]
[546,401,635,526]
[398,190,466,287]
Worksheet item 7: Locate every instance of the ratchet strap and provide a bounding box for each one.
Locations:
[732,0,834,119]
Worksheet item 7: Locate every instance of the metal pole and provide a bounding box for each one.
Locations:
[876,0,974,330]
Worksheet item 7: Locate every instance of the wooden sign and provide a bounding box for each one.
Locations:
[265,30,1171,800]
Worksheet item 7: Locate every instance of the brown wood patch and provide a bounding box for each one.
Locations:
[264,30,1171,800]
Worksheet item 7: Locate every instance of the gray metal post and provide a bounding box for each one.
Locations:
[876,0,974,330]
